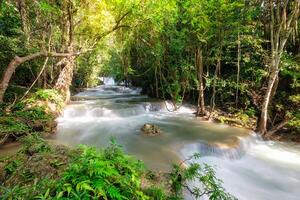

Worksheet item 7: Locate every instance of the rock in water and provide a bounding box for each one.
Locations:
[141,124,162,136]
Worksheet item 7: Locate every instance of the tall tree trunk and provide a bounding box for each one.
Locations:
[196,47,205,116]
[155,63,159,98]
[54,57,74,102]
[54,0,75,102]
[236,30,241,107]
[258,0,299,135]
[16,0,30,43]
[209,57,221,118]
[0,57,22,103]
[258,65,279,135]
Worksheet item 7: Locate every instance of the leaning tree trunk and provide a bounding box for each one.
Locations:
[0,52,81,103]
[196,47,206,116]
[0,56,22,103]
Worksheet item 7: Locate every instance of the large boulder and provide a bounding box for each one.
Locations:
[141,124,162,136]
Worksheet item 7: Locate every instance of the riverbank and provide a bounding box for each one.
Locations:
[202,106,300,144]
[0,89,63,147]
[0,134,174,199]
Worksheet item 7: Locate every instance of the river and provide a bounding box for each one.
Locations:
[53,80,300,200]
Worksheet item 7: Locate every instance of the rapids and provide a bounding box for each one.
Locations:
[53,82,300,200]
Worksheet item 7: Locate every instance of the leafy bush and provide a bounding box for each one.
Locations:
[170,153,236,200]
[24,89,64,109]
[52,141,149,199]
[14,106,53,121]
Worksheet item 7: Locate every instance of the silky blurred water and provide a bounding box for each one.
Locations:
[53,83,300,200]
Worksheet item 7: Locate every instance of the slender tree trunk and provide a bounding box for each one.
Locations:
[236,31,241,107]
[196,47,205,116]
[259,0,277,135]
[155,64,159,98]
[0,57,22,103]
[210,57,220,118]
[258,0,299,135]
[16,0,30,43]
[258,65,279,135]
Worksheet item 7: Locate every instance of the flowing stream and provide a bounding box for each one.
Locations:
[53,81,300,200]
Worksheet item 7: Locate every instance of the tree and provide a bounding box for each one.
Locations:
[258,0,300,135]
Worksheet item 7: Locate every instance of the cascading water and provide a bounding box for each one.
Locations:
[99,77,116,85]
[181,133,300,200]
[54,80,300,200]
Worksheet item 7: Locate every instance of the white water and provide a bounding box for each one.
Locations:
[54,83,300,200]
[182,134,300,200]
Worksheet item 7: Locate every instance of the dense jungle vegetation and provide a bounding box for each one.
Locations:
[0,0,299,199]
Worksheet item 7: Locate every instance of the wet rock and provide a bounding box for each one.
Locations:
[141,124,162,136]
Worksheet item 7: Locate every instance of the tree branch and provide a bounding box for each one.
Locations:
[0,51,83,103]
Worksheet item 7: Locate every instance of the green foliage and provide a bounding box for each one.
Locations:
[4,159,22,176]
[170,154,236,200]
[0,116,30,136]
[3,85,27,102]
[143,186,167,200]
[0,134,234,200]
[53,141,149,199]
[20,133,52,155]
[14,106,53,121]
[289,95,300,105]
[24,89,64,108]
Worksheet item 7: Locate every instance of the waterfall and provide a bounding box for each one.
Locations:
[99,77,116,85]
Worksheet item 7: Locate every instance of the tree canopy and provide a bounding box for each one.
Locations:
[0,0,299,137]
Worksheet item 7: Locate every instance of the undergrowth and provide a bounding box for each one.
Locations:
[0,89,63,145]
[0,136,235,200]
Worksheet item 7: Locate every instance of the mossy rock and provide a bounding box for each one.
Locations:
[141,124,162,136]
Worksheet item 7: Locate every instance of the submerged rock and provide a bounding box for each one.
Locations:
[141,124,162,136]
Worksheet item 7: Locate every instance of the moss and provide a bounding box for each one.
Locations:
[13,106,53,121]
[0,89,62,146]
[215,110,257,129]
[0,116,31,136]
[23,89,64,110]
